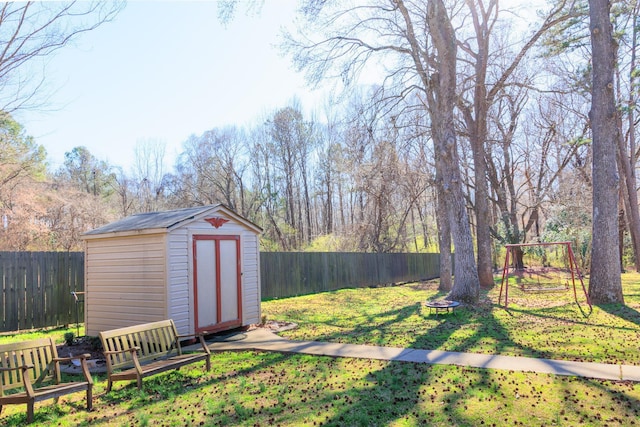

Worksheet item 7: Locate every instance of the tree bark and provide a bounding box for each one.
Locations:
[435,170,452,292]
[461,0,496,289]
[588,0,624,303]
[426,0,480,302]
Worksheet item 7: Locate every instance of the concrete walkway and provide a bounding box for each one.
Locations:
[198,328,640,382]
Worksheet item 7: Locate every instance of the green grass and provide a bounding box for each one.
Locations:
[265,273,640,365]
[0,325,84,343]
[1,273,640,426]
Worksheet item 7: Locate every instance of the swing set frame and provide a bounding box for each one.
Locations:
[499,241,591,309]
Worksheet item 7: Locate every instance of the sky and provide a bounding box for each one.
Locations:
[15,1,319,172]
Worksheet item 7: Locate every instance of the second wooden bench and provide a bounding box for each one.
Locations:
[99,319,211,392]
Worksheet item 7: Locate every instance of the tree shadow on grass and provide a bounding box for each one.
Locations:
[83,351,296,426]
[503,304,636,331]
[308,289,640,426]
[597,303,640,327]
[310,300,539,425]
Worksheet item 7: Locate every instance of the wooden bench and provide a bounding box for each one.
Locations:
[0,337,93,424]
[99,319,211,392]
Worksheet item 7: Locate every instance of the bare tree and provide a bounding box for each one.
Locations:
[0,1,123,112]
[111,166,136,217]
[421,0,479,302]
[170,127,253,215]
[133,138,168,213]
[588,0,623,303]
[456,0,575,287]
[287,0,480,301]
[267,105,316,247]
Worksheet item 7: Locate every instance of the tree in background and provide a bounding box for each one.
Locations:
[170,126,254,216]
[281,0,481,300]
[132,138,168,213]
[456,0,575,287]
[0,113,45,191]
[588,0,624,303]
[0,1,123,113]
[56,146,114,197]
[0,1,123,250]
[0,113,47,249]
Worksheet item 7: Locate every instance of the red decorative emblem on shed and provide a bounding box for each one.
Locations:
[205,217,229,228]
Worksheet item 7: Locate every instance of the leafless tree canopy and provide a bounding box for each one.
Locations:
[0,1,124,113]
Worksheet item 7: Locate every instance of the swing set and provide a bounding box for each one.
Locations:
[499,241,591,309]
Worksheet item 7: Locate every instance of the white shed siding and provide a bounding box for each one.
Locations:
[241,231,261,325]
[167,228,191,335]
[85,234,168,336]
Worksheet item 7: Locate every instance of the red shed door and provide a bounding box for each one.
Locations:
[193,235,242,333]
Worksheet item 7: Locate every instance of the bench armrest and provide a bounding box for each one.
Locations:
[176,333,210,355]
[103,346,144,376]
[53,354,94,384]
[176,331,207,339]
[53,353,92,363]
[0,364,37,396]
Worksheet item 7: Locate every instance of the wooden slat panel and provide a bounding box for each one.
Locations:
[0,338,55,391]
[260,252,443,299]
[0,252,84,332]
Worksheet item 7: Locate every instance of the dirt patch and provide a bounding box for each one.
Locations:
[56,336,104,361]
[248,320,297,332]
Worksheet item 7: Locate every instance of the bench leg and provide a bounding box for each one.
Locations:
[87,387,93,411]
[106,378,113,393]
[136,376,143,390]
[26,400,35,424]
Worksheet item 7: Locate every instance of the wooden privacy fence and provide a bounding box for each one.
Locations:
[260,252,441,299]
[0,252,84,332]
[1,251,442,332]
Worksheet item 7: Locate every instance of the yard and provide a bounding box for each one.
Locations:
[1,273,640,426]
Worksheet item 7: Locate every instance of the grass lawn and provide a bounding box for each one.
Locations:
[1,273,640,426]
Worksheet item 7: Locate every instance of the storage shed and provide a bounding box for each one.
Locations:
[81,204,262,337]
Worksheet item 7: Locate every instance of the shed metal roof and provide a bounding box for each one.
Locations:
[83,204,261,236]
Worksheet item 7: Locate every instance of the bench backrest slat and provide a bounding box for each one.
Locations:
[0,338,58,394]
[99,320,180,370]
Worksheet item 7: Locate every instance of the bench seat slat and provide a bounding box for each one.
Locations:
[108,353,208,382]
[0,380,91,405]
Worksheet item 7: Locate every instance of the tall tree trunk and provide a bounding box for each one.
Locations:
[395,0,479,301]
[426,0,480,303]
[588,0,623,303]
[462,0,495,289]
[435,170,452,292]
[618,187,626,271]
[471,136,494,287]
